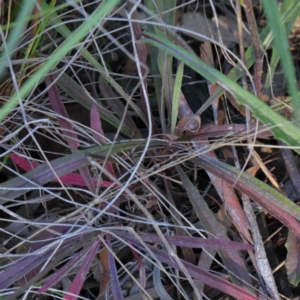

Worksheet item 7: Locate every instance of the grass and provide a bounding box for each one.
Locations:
[1,0,300,299]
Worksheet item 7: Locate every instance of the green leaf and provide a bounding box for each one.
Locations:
[0,0,36,78]
[198,0,300,116]
[0,0,121,122]
[41,0,146,127]
[171,62,184,133]
[142,32,300,152]
[262,0,299,121]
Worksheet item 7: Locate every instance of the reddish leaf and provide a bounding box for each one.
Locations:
[193,140,252,243]
[65,240,101,300]
[45,75,79,149]
[115,231,253,251]
[177,166,253,288]
[90,104,106,145]
[46,74,95,192]
[10,153,113,188]
[90,104,116,177]
[38,246,93,294]
[194,153,300,237]
[0,141,152,201]
[107,235,124,300]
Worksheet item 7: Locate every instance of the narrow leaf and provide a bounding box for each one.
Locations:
[129,240,258,300]
[107,235,124,300]
[194,153,300,237]
[38,246,93,294]
[1,141,143,201]
[262,0,299,120]
[142,32,300,152]
[65,240,100,300]
[171,61,184,133]
[45,75,79,149]
[177,166,252,288]
[10,153,113,188]
[115,231,253,251]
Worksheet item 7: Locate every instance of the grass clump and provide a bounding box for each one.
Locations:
[1,0,300,299]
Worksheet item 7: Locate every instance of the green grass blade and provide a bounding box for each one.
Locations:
[142,32,300,151]
[41,0,146,126]
[0,0,36,78]
[200,1,300,116]
[262,0,299,121]
[0,0,120,122]
[0,140,143,201]
[171,61,184,134]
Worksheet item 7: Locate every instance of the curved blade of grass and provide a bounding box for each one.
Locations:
[262,0,299,121]
[65,240,100,300]
[41,0,147,127]
[177,166,252,288]
[194,153,300,236]
[0,140,143,201]
[171,61,184,134]
[128,241,258,300]
[0,0,36,79]
[142,32,300,151]
[0,0,121,122]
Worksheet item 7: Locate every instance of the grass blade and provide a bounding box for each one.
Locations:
[0,0,121,122]
[262,0,299,121]
[0,0,36,78]
[142,32,300,151]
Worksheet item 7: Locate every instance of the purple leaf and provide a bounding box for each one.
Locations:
[0,232,96,290]
[129,241,258,300]
[90,104,106,145]
[65,240,100,300]
[45,75,79,149]
[285,231,300,286]
[46,74,96,192]
[0,141,144,201]
[195,153,300,237]
[38,243,94,294]
[107,234,124,300]
[114,231,253,251]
